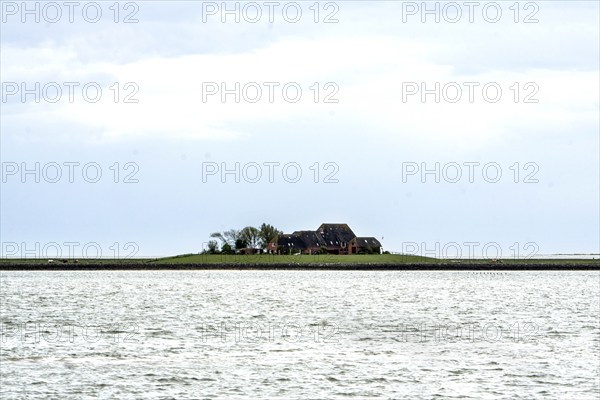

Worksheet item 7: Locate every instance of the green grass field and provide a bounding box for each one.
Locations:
[151,253,438,265]
[152,254,597,265]
[0,254,597,266]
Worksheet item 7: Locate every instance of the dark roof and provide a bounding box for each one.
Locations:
[317,223,356,247]
[273,224,381,251]
[292,231,326,248]
[353,237,382,247]
[277,234,307,249]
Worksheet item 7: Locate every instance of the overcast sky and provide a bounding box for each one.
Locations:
[1,1,598,258]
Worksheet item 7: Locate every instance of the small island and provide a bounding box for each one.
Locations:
[0,221,597,271]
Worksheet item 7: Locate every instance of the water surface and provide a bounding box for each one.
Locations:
[1,270,598,399]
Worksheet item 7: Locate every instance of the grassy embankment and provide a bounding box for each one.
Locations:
[0,254,434,265]
[0,254,597,266]
[153,254,598,265]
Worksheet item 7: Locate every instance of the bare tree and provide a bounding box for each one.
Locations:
[223,229,242,245]
[210,232,227,245]
[241,226,260,249]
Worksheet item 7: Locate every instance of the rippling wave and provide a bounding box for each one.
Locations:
[1,270,598,399]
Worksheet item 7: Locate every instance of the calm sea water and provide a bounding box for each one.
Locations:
[1,270,598,399]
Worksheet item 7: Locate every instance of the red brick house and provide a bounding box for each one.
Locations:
[348,237,383,254]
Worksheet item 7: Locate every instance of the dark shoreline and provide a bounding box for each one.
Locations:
[1,263,598,271]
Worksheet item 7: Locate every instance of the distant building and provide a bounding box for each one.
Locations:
[348,237,384,254]
[269,223,382,255]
